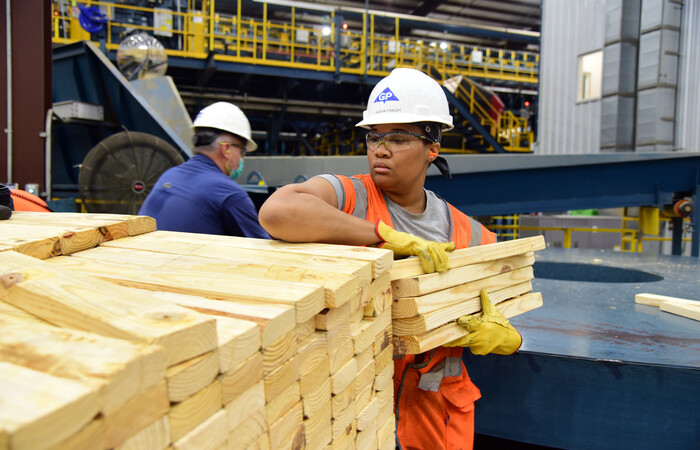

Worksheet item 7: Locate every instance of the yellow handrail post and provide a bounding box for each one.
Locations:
[291,7,295,63]
[236,0,241,57]
[563,229,572,248]
[208,0,214,53]
[361,12,366,74]
[262,2,267,62]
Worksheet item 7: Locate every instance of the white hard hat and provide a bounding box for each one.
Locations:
[193,102,258,152]
[356,68,454,131]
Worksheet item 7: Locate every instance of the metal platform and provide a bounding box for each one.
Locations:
[464,248,700,449]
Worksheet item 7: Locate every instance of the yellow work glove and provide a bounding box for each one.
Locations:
[375,220,454,273]
[444,289,522,355]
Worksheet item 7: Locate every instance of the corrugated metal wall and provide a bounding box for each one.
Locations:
[536,0,607,155]
[676,0,700,153]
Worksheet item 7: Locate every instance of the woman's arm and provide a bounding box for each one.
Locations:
[258,177,380,246]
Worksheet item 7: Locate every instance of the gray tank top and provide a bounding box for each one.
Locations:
[317,174,453,242]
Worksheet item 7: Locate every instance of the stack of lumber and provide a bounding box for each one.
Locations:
[0,212,396,450]
[635,293,700,322]
[390,236,546,355]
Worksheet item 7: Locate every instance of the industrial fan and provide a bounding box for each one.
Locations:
[78,131,185,214]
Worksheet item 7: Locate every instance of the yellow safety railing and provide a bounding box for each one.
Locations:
[428,66,533,152]
[50,0,539,85]
[489,217,692,252]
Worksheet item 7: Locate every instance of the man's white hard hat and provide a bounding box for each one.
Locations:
[356,68,454,131]
[193,102,258,152]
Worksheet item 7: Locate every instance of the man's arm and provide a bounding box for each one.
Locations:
[258,177,380,245]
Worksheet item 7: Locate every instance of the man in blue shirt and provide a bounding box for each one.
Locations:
[139,102,269,238]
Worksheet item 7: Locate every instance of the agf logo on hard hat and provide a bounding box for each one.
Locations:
[373,87,400,104]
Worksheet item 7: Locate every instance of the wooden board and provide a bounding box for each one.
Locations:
[0,251,217,367]
[392,266,534,318]
[167,350,220,402]
[390,235,545,280]
[0,362,99,450]
[61,245,359,309]
[103,230,393,278]
[0,321,165,414]
[393,292,544,355]
[392,281,533,336]
[213,315,260,374]
[635,293,700,322]
[172,409,227,450]
[115,416,169,450]
[47,252,325,324]
[168,380,222,442]
[0,212,155,259]
[391,252,535,298]
[102,381,169,448]
[220,352,263,406]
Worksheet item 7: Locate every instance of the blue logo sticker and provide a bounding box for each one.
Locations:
[373,87,399,104]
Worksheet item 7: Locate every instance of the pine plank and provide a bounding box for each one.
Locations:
[364,284,393,318]
[331,383,355,419]
[392,266,535,318]
[225,382,266,432]
[374,364,394,392]
[302,375,331,419]
[0,362,99,450]
[102,231,379,282]
[115,416,169,450]
[47,252,325,324]
[393,292,544,355]
[315,302,350,331]
[294,317,316,343]
[268,402,303,450]
[356,397,379,431]
[329,342,354,374]
[53,418,104,450]
[221,352,263,405]
[331,358,357,395]
[351,320,375,355]
[169,380,222,442]
[299,357,330,400]
[266,382,301,425]
[354,360,376,394]
[392,281,533,336]
[139,289,293,349]
[298,333,328,377]
[0,321,165,414]
[330,421,356,449]
[373,325,392,357]
[167,350,220,402]
[355,422,378,450]
[354,383,373,418]
[374,346,393,376]
[303,399,331,449]
[326,320,352,353]
[264,357,300,402]
[376,415,395,450]
[375,388,393,429]
[173,409,227,450]
[391,252,535,297]
[389,235,546,280]
[0,251,217,367]
[227,408,267,450]
[8,211,155,236]
[634,293,700,307]
[0,299,49,325]
[263,331,297,376]
[355,346,374,372]
[214,316,260,374]
[64,245,358,309]
[660,301,700,321]
[102,381,169,448]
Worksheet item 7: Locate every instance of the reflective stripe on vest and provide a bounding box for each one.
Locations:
[416,356,464,392]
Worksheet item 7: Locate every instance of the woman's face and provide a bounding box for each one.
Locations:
[366,123,436,194]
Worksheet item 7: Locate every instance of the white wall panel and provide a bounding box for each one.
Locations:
[676,0,700,153]
[537,0,606,154]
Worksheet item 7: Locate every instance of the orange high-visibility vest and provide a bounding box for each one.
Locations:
[336,174,495,450]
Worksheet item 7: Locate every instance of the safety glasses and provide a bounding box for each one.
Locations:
[365,131,434,152]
